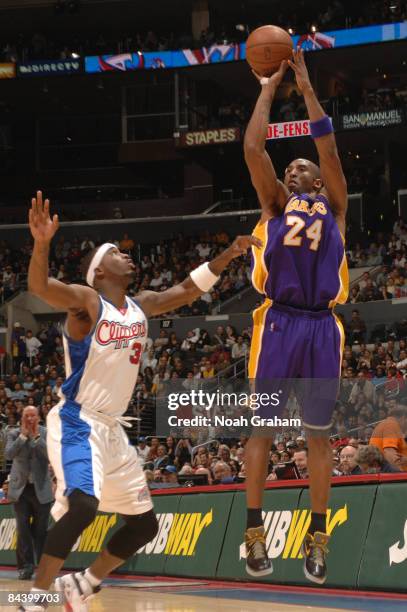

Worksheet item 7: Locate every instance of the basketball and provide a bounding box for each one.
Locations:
[246,25,294,76]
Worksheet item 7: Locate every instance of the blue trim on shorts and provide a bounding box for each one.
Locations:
[60,399,95,497]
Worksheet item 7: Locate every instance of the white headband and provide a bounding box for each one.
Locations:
[86,243,116,287]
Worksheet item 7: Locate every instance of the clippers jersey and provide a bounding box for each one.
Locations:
[60,295,147,418]
[251,192,348,310]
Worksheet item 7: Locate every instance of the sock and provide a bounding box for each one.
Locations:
[246,508,263,530]
[84,568,102,587]
[309,512,326,535]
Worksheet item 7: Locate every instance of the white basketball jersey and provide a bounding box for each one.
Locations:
[60,295,148,417]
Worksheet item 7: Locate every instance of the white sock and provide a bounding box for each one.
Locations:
[84,568,102,587]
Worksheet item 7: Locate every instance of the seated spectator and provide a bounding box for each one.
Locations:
[212,460,234,484]
[153,444,169,470]
[160,465,179,486]
[338,445,362,475]
[356,444,401,474]
[136,437,150,463]
[370,406,407,471]
[293,448,308,479]
[231,336,249,360]
[181,329,200,352]
[119,232,134,252]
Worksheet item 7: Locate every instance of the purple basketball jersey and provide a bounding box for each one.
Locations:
[251,192,348,310]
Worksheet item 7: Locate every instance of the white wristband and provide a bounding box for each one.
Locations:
[190,262,219,292]
[260,77,269,85]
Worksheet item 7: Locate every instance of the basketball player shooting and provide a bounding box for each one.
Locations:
[24,192,261,612]
[243,49,348,583]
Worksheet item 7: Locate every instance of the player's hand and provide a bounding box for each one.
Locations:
[252,60,288,92]
[29,191,59,244]
[229,235,263,258]
[288,48,312,95]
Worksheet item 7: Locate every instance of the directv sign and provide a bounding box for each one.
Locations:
[341,109,404,130]
[18,59,82,77]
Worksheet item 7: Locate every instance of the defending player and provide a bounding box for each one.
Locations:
[23,192,260,612]
[243,50,348,583]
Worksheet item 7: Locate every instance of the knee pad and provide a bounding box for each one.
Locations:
[43,490,98,560]
[107,510,158,560]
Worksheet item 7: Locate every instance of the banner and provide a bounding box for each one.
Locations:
[0,63,15,79]
[340,109,404,130]
[18,59,82,77]
[85,44,241,73]
[359,482,407,590]
[266,119,311,140]
[176,127,241,147]
[1,479,407,592]
[85,22,407,74]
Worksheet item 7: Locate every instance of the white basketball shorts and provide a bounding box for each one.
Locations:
[47,402,153,521]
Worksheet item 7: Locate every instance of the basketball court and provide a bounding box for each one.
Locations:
[0,571,406,612]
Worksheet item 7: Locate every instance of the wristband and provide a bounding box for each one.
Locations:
[190,262,219,292]
[310,116,333,139]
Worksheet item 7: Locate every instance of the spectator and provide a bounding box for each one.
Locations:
[231,336,249,360]
[160,465,179,486]
[5,406,53,580]
[356,444,401,474]
[11,323,26,372]
[212,461,233,484]
[24,330,42,365]
[136,437,150,463]
[347,310,367,344]
[370,406,407,471]
[338,445,362,475]
[153,444,169,470]
[119,233,134,252]
[293,448,309,479]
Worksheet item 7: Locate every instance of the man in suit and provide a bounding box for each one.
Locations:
[5,406,53,579]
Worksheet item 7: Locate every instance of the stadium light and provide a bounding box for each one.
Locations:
[71,52,80,59]
[288,28,294,35]
[311,25,317,33]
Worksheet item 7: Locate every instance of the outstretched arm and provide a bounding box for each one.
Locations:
[28,191,98,317]
[137,235,262,317]
[244,62,290,218]
[288,49,347,233]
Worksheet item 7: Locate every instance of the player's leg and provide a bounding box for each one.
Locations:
[35,489,99,589]
[86,510,158,580]
[299,312,344,584]
[18,408,105,612]
[57,426,157,600]
[245,303,297,576]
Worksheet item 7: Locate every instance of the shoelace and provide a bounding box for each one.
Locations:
[309,540,329,565]
[247,534,267,560]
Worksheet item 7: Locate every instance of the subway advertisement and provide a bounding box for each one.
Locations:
[0,478,407,591]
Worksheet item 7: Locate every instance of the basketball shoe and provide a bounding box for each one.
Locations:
[302,531,330,584]
[55,571,101,612]
[244,526,273,576]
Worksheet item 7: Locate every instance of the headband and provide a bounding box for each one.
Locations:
[86,243,116,287]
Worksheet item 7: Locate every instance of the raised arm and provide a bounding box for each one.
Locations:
[28,191,98,317]
[244,62,290,219]
[288,49,347,233]
[137,235,262,317]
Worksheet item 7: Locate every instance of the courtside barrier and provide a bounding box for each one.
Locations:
[0,475,406,591]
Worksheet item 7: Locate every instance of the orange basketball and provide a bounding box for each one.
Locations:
[246,25,293,77]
